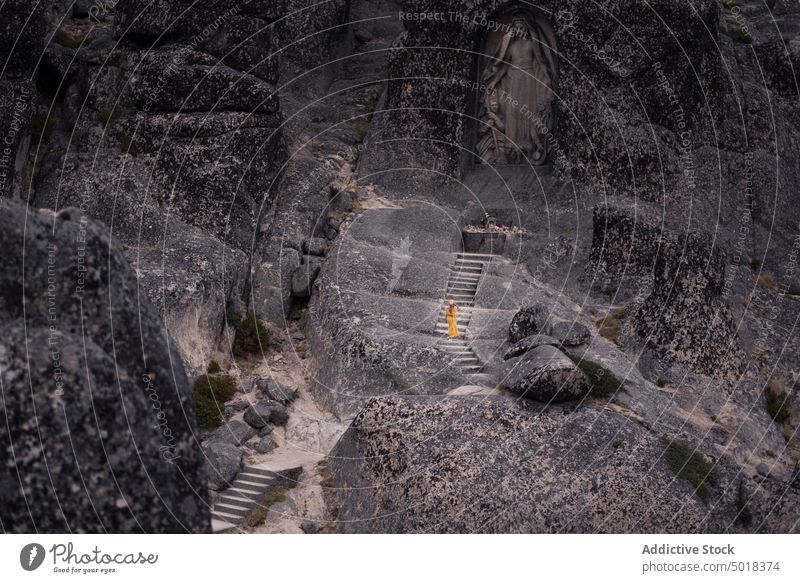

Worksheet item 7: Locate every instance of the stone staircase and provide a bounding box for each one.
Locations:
[211,463,302,532]
[435,252,493,373]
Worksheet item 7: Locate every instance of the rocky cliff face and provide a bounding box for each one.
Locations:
[0,200,209,532]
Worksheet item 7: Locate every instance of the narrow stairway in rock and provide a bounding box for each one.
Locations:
[436,253,493,373]
[211,463,302,532]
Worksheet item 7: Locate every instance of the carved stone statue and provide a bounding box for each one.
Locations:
[477,10,558,166]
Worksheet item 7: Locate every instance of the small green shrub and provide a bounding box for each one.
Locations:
[118,134,138,155]
[567,354,625,399]
[54,28,82,49]
[349,119,371,140]
[720,0,736,10]
[663,438,716,503]
[726,27,753,43]
[764,378,791,424]
[225,302,241,328]
[611,440,623,449]
[655,377,666,388]
[192,373,237,429]
[756,273,775,289]
[247,489,286,528]
[734,480,753,526]
[207,360,221,374]
[99,107,122,124]
[596,315,621,345]
[232,312,269,357]
[31,113,55,144]
[602,286,617,299]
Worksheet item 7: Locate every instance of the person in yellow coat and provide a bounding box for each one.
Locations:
[445,299,460,339]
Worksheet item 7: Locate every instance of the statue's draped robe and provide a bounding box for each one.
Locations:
[446,305,460,338]
[481,21,556,164]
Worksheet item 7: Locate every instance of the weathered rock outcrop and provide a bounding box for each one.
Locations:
[507,304,548,343]
[328,396,718,533]
[363,0,722,194]
[0,1,48,200]
[503,334,560,360]
[501,345,590,402]
[22,2,291,373]
[308,205,477,416]
[0,200,209,533]
[589,204,744,376]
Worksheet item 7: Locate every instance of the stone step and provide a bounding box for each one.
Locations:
[217,492,253,505]
[241,466,281,478]
[449,272,481,279]
[226,487,263,501]
[211,518,237,532]
[230,476,269,488]
[445,282,478,296]
[457,253,495,259]
[232,477,272,488]
[212,510,243,521]
[238,470,276,481]
[215,503,251,516]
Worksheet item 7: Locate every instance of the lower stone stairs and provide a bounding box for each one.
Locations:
[435,252,493,373]
[211,463,302,532]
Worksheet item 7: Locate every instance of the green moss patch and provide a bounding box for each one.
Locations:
[764,378,791,424]
[567,354,625,399]
[232,311,270,357]
[247,489,287,528]
[663,438,716,503]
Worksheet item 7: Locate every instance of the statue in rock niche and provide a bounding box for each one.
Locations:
[477,10,558,165]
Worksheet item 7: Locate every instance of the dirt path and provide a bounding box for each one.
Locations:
[240,327,348,533]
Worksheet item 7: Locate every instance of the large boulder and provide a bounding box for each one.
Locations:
[203,442,243,491]
[550,321,591,347]
[251,246,301,326]
[589,204,744,376]
[207,420,257,447]
[0,201,209,532]
[244,400,289,429]
[503,334,561,360]
[328,396,716,533]
[501,345,590,402]
[508,304,548,343]
[291,262,321,298]
[307,206,465,416]
[256,378,298,405]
